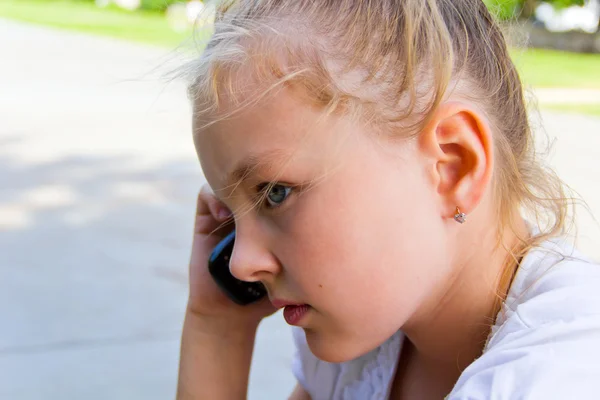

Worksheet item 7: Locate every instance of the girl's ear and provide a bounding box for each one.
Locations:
[418,101,494,219]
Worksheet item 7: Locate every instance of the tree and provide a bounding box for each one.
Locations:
[485,0,586,20]
[521,0,538,19]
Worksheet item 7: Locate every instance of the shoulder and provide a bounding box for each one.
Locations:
[449,239,600,399]
[291,327,402,400]
[500,237,600,328]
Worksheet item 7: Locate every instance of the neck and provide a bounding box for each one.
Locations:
[401,211,529,375]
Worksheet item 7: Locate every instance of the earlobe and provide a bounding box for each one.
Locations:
[419,102,494,219]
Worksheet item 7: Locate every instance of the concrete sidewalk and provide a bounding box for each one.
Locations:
[0,19,295,400]
[1,18,599,400]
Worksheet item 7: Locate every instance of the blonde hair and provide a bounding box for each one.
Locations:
[180,0,575,289]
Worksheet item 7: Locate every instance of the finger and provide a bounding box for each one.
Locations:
[211,217,235,237]
[194,185,233,235]
[195,213,234,237]
[194,213,220,235]
[195,184,214,216]
[201,190,232,222]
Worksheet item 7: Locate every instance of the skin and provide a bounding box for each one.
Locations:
[178,80,528,399]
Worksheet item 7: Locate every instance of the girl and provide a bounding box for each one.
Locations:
[175,1,600,399]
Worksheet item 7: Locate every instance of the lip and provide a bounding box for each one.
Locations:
[270,298,305,309]
[283,304,310,326]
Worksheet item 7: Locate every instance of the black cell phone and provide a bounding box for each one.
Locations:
[208,231,267,305]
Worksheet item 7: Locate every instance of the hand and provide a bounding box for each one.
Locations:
[186,184,276,331]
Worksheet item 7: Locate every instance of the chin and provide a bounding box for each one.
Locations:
[304,329,376,363]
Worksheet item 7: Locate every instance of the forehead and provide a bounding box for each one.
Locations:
[193,85,361,191]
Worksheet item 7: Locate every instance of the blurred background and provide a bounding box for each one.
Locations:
[0,0,599,399]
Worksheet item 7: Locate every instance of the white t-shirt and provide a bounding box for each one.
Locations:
[291,236,600,399]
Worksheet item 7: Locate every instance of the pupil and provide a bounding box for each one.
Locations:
[268,185,286,204]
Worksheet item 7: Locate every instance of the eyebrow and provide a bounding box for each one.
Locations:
[225,148,288,188]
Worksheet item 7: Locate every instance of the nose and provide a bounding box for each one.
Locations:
[229,224,280,284]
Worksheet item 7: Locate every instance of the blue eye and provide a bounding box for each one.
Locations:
[264,184,292,208]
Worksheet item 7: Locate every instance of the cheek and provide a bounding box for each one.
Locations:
[285,175,452,361]
[281,162,446,308]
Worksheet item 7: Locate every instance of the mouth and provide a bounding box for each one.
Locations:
[270,299,312,326]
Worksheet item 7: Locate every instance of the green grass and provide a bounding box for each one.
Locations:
[2,1,600,89]
[511,48,600,89]
[0,0,192,47]
[542,103,600,117]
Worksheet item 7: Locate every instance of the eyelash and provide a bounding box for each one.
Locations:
[256,183,293,210]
